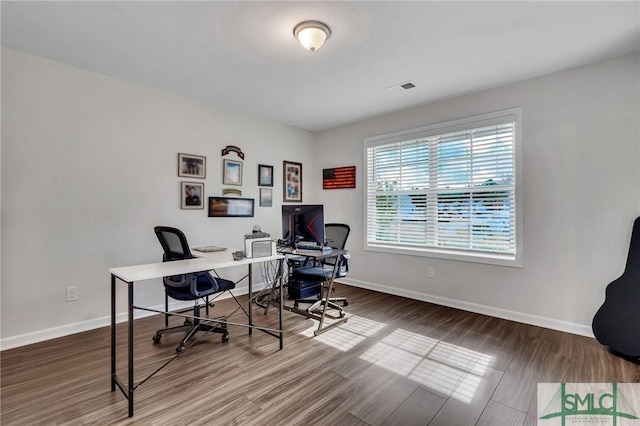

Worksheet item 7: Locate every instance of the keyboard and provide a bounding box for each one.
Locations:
[295,242,323,250]
[295,243,332,254]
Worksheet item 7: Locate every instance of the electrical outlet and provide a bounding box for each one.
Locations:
[66,286,79,302]
[427,266,435,278]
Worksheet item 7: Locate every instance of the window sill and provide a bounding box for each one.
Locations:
[365,243,523,268]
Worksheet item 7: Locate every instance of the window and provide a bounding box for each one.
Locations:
[364,109,522,266]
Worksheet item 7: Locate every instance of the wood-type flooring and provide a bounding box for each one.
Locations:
[2,284,639,425]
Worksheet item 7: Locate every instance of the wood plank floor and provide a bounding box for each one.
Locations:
[2,284,639,425]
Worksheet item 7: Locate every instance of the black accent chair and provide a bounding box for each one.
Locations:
[152,226,235,353]
[592,216,640,360]
[292,223,351,313]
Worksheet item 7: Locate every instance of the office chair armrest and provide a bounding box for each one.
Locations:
[336,252,349,274]
[304,257,322,267]
[164,274,191,287]
[194,271,220,294]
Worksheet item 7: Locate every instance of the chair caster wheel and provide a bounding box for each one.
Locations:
[176,345,185,354]
[222,333,229,343]
[343,301,349,306]
[293,303,298,308]
[152,334,161,343]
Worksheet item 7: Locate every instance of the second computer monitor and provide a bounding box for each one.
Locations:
[282,204,325,246]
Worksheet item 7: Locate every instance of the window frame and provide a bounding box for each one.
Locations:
[363,108,523,267]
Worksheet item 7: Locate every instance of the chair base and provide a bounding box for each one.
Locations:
[153,309,229,353]
[294,297,348,318]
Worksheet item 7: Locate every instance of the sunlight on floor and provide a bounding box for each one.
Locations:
[299,315,493,404]
[360,340,423,376]
[299,315,386,351]
[360,328,493,404]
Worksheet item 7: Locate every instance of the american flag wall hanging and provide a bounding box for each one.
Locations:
[322,166,356,189]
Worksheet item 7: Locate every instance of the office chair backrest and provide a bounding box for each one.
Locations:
[324,224,350,271]
[154,226,194,262]
[155,225,213,292]
[325,223,350,250]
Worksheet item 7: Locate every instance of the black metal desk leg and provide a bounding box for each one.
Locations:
[248,263,253,335]
[128,281,134,417]
[111,275,116,392]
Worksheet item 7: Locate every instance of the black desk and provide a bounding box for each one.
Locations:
[281,248,349,335]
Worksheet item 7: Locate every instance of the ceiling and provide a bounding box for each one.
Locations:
[2,1,639,132]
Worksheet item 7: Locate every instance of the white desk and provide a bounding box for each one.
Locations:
[109,251,285,418]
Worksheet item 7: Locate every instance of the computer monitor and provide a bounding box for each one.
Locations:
[282,204,325,246]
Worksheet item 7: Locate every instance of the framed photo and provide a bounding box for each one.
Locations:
[259,188,273,207]
[178,153,206,179]
[181,181,204,210]
[283,161,302,202]
[208,197,254,217]
[223,159,243,186]
[258,164,274,187]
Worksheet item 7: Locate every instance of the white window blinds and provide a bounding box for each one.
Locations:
[365,110,520,263]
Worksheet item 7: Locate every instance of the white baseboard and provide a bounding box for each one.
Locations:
[0,282,263,351]
[2,278,595,351]
[337,278,595,338]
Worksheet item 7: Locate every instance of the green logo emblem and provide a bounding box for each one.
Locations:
[539,383,639,425]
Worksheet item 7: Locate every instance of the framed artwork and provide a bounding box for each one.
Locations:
[323,166,356,189]
[208,197,254,217]
[259,188,273,207]
[283,160,302,202]
[178,153,206,179]
[258,164,274,187]
[181,181,204,210]
[223,159,243,186]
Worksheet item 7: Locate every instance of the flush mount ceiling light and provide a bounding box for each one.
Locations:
[293,20,331,52]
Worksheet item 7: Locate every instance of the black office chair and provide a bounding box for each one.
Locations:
[292,223,350,313]
[152,226,235,353]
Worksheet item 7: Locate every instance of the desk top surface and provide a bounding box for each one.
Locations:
[109,250,284,282]
[279,247,346,261]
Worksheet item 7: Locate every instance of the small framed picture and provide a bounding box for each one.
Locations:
[283,160,302,202]
[260,188,273,207]
[223,159,243,186]
[178,153,206,179]
[258,164,274,187]
[181,181,204,210]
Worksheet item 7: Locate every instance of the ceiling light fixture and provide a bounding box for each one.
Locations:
[293,20,331,52]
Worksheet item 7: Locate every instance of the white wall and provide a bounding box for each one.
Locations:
[1,48,317,348]
[2,48,638,349]
[314,53,640,336]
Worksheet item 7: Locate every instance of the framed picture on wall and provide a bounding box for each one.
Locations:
[223,159,243,186]
[181,181,204,210]
[208,197,254,217]
[258,164,273,187]
[259,188,273,207]
[283,160,302,202]
[178,153,206,179]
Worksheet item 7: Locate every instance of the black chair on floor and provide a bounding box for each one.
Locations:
[292,223,351,313]
[152,226,235,353]
[592,216,640,360]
